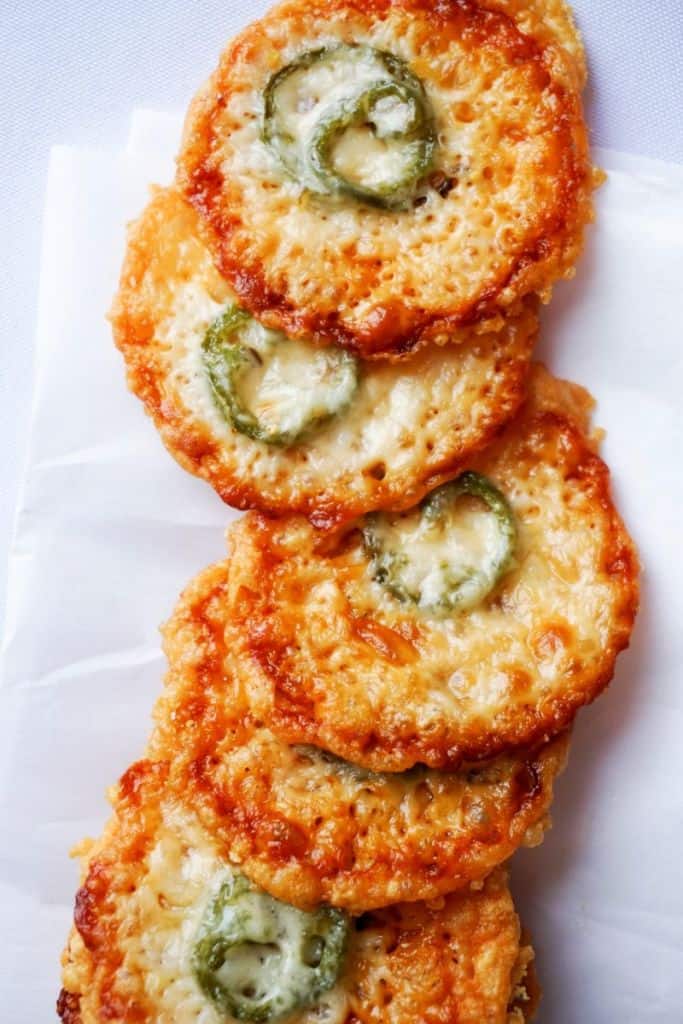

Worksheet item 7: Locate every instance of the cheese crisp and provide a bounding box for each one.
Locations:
[178,0,595,356]
[226,366,639,772]
[146,560,568,912]
[112,188,537,526]
[59,761,539,1023]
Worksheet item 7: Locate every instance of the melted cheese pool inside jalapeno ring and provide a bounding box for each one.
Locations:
[363,472,516,615]
[263,44,436,208]
[202,304,358,447]
[193,873,349,1022]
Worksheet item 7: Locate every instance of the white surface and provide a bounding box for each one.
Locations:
[1,107,683,1020]
[1,0,683,633]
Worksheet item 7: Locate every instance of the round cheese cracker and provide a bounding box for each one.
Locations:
[226,366,639,772]
[178,0,596,357]
[112,187,537,527]
[145,560,568,912]
[59,761,539,1024]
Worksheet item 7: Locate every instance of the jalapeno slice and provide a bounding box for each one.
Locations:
[363,472,517,615]
[262,43,436,209]
[192,873,349,1022]
[202,305,358,447]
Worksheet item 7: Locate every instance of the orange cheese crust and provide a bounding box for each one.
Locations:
[58,761,539,1023]
[145,560,568,912]
[481,0,586,90]
[226,366,639,771]
[177,0,596,357]
[111,187,537,528]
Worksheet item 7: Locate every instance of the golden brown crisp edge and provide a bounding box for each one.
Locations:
[177,0,596,357]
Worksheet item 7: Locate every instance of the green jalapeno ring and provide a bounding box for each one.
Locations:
[261,46,332,179]
[362,525,418,608]
[192,874,349,1023]
[201,305,359,447]
[362,472,517,615]
[262,44,394,175]
[202,306,268,445]
[261,43,437,208]
[308,79,435,209]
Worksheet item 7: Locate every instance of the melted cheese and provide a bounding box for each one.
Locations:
[116,806,350,1024]
[61,757,534,1022]
[177,0,593,349]
[151,564,567,913]
[114,187,537,521]
[330,120,418,194]
[164,275,531,490]
[201,878,345,1019]
[267,45,416,193]
[369,491,510,611]
[227,317,357,441]
[223,368,638,772]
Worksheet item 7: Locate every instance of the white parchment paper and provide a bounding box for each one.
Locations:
[0,112,681,1021]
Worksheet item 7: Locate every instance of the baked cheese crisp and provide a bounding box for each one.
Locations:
[226,366,639,772]
[145,560,568,912]
[178,0,596,356]
[59,761,538,1024]
[112,187,537,526]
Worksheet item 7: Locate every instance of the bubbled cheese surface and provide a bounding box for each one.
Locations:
[112,187,536,526]
[59,763,536,1024]
[146,560,568,912]
[225,366,639,772]
[178,0,595,355]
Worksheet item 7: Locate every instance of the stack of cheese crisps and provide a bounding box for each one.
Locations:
[59,2,639,1021]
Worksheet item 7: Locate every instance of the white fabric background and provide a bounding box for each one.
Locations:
[1,0,683,631]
